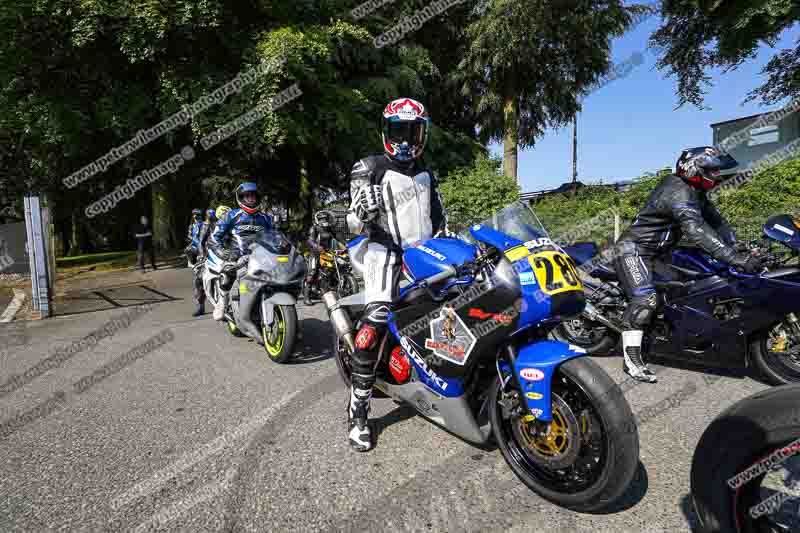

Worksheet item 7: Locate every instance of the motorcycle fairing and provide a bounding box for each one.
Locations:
[389,321,465,398]
[508,340,587,422]
[402,238,478,281]
[763,214,800,250]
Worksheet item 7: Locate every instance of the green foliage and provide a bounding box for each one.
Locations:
[715,158,800,237]
[531,169,666,245]
[439,154,520,229]
[529,158,800,247]
[651,0,800,106]
[458,0,640,179]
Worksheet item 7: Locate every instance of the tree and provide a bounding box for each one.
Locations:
[439,154,520,230]
[651,0,800,106]
[458,0,642,181]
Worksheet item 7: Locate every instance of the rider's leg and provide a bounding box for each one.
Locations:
[213,270,233,321]
[348,242,400,452]
[613,241,658,383]
[192,263,206,316]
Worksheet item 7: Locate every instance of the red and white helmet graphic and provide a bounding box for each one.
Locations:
[381,98,430,162]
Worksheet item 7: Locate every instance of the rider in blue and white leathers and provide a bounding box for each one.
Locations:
[191,208,218,317]
[345,97,448,452]
[210,182,273,321]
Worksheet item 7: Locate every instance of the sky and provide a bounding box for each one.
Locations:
[487,13,800,193]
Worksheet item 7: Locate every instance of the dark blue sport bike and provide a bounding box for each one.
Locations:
[556,214,800,386]
[325,202,639,512]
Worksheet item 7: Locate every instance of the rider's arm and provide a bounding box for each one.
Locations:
[210,211,233,259]
[346,158,374,235]
[668,190,737,262]
[702,198,736,245]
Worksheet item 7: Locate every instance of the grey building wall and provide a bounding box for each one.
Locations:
[712,111,800,175]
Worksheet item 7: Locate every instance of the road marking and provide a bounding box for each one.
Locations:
[132,467,237,532]
[0,289,25,323]
[111,387,304,510]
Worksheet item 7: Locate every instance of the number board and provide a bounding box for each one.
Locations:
[528,251,583,295]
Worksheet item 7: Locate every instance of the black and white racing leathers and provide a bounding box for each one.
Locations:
[345,153,447,450]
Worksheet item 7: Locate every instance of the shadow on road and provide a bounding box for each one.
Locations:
[647,353,751,382]
[290,317,334,365]
[53,283,180,317]
[373,403,418,441]
[596,461,649,514]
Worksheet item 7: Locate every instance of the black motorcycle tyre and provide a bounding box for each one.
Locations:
[552,318,618,355]
[691,384,800,533]
[749,326,800,385]
[489,357,639,512]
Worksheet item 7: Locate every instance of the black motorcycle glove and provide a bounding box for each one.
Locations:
[730,253,761,274]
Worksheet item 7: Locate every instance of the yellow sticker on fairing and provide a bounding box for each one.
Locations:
[528,251,583,295]
[276,256,289,263]
[504,245,530,262]
[239,282,249,294]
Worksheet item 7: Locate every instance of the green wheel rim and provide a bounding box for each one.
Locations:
[264,307,286,357]
[228,321,237,334]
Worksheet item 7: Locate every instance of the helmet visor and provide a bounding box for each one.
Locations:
[384,120,426,146]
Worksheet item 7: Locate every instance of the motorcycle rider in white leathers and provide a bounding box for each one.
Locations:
[345,97,448,452]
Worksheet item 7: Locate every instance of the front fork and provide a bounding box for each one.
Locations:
[496,346,550,438]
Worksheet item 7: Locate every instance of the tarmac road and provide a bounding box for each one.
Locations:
[0,266,775,532]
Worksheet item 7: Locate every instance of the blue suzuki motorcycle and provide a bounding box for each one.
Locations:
[324,202,639,512]
[556,214,800,385]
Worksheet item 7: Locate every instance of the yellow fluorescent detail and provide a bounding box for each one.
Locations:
[505,246,529,262]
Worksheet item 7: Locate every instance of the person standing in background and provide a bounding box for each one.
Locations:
[134,215,157,272]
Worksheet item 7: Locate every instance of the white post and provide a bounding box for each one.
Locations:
[614,212,621,243]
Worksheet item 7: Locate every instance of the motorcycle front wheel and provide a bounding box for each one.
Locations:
[226,320,245,337]
[691,384,800,533]
[489,357,639,512]
[338,274,359,298]
[263,304,297,363]
[750,318,800,385]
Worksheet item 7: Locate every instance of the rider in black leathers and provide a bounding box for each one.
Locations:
[614,146,761,382]
[303,210,343,305]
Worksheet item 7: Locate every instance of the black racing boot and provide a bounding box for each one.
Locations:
[192,304,205,317]
[347,383,373,452]
[622,330,657,383]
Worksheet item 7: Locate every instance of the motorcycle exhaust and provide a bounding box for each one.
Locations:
[322,291,356,354]
[582,301,623,333]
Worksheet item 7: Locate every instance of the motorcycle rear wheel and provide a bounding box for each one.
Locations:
[263,304,297,363]
[489,357,639,512]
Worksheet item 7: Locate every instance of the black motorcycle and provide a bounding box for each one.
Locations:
[303,247,359,304]
[555,214,800,385]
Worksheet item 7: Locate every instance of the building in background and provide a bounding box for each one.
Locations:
[711,110,800,176]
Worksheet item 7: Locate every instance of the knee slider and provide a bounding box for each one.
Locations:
[624,296,656,328]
